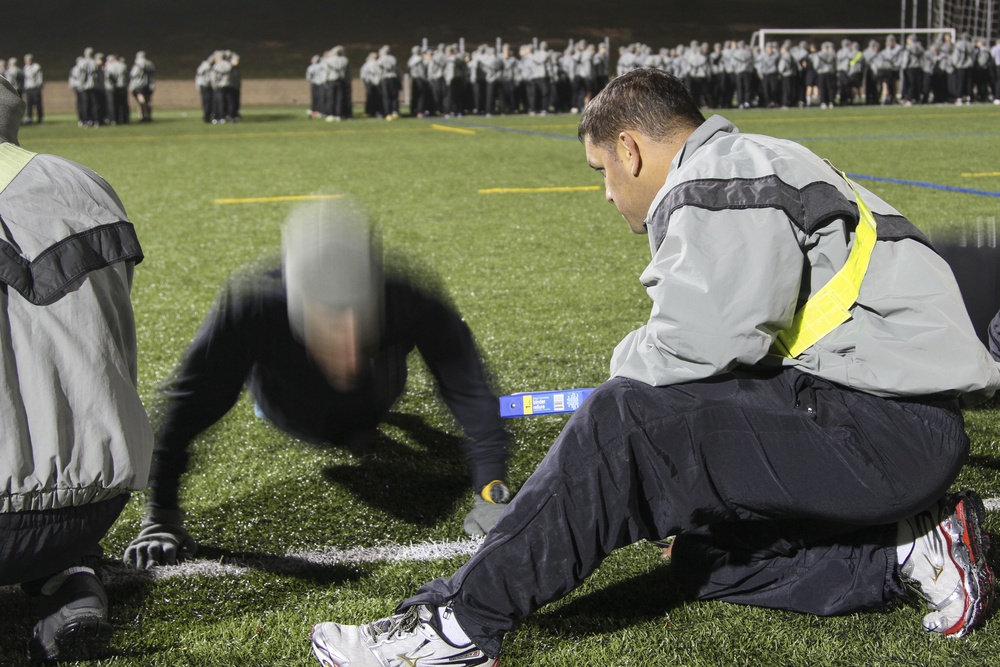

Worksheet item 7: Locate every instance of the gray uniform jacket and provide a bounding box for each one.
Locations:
[129,58,154,91]
[23,63,42,90]
[611,116,1000,405]
[0,142,153,513]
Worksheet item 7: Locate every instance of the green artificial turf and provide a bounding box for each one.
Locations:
[1,102,1000,666]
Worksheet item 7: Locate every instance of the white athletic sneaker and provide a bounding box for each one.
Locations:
[898,491,995,638]
[311,605,498,667]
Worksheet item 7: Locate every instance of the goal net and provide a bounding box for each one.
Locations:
[935,0,998,40]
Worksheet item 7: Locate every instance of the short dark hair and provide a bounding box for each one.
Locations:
[578,69,705,151]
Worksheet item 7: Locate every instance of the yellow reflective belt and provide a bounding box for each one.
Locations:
[0,142,35,195]
[772,173,878,358]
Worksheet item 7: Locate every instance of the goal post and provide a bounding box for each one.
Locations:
[751,27,955,51]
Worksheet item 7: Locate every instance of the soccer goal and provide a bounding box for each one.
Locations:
[751,0,996,49]
[750,27,955,51]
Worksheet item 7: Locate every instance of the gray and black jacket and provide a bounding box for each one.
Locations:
[611,115,1000,405]
[0,141,153,513]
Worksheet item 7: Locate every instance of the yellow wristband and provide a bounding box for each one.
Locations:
[480,480,511,504]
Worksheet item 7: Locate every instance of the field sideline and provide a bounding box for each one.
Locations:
[2,103,1000,666]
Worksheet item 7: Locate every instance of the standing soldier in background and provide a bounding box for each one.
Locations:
[686,42,712,108]
[328,46,351,120]
[902,35,925,105]
[756,41,780,108]
[107,55,130,125]
[500,43,517,115]
[443,44,464,116]
[789,40,810,105]
[5,57,24,94]
[862,40,881,104]
[467,45,485,115]
[731,40,754,108]
[80,48,100,126]
[198,54,216,122]
[972,37,992,103]
[930,40,953,102]
[592,41,609,94]
[429,45,447,116]
[527,42,550,114]
[572,41,593,113]
[319,50,337,121]
[68,57,86,126]
[229,53,242,121]
[305,55,324,120]
[93,53,108,125]
[360,52,383,118]
[813,41,837,108]
[992,38,1000,103]
[103,55,116,124]
[129,51,155,122]
[407,47,429,118]
[210,51,233,123]
[951,33,974,104]
[555,46,575,113]
[708,43,726,109]
[22,54,42,124]
[875,35,902,104]
[835,39,855,105]
[377,46,400,120]
[777,42,798,108]
[481,46,503,116]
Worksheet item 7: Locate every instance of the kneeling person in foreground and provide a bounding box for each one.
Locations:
[311,69,999,667]
[0,77,153,663]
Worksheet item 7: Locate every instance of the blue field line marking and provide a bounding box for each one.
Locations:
[846,172,1000,198]
[793,131,1000,142]
[430,119,1000,198]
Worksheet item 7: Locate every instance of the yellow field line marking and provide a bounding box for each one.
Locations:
[214,194,344,204]
[961,171,1000,177]
[479,186,600,194]
[431,124,476,135]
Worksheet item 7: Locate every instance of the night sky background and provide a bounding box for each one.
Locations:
[5,1,910,78]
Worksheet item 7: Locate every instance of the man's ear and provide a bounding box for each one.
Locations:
[619,131,642,177]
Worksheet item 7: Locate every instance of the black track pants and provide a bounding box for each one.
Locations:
[402,370,968,657]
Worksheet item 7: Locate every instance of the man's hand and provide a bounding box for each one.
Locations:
[123,507,197,569]
[463,481,512,537]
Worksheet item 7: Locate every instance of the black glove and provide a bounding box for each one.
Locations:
[463,481,512,537]
[123,506,197,569]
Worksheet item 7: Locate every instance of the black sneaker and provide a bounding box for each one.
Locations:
[27,570,113,663]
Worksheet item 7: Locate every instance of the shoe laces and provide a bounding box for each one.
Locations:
[366,606,423,642]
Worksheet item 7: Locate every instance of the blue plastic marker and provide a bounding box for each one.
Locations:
[499,388,595,418]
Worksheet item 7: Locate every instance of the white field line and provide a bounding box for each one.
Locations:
[37,497,1000,586]
[103,538,484,584]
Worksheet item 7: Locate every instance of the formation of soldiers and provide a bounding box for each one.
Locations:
[403,39,611,117]
[306,39,612,120]
[195,50,243,123]
[5,32,1000,127]
[0,55,44,124]
[306,34,1000,119]
[306,46,354,120]
[63,48,155,126]
[615,32,1000,109]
